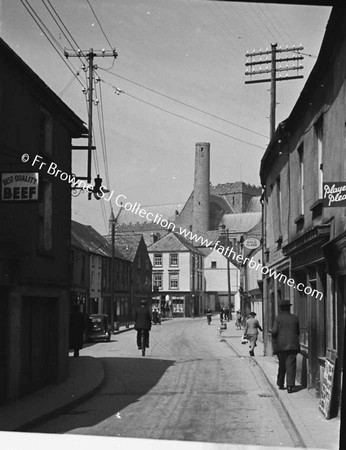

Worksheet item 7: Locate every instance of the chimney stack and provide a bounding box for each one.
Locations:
[192,142,210,238]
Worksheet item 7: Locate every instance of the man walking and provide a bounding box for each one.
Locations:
[271,299,300,393]
[134,299,152,350]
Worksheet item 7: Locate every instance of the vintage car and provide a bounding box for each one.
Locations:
[85,314,112,342]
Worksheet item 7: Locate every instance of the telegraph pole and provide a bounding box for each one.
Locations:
[245,43,304,138]
[64,48,118,195]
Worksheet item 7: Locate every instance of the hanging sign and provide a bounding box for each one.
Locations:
[1,172,39,201]
[243,237,260,249]
[323,182,346,207]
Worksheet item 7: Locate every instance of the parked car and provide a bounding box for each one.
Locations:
[85,314,111,342]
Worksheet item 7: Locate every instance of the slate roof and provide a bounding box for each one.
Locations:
[116,203,183,226]
[148,232,204,255]
[104,233,143,262]
[0,38,87,136]
[71,221,127,260]
[220,213,261,234]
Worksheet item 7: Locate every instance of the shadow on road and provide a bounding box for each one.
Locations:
[29,356,175,434]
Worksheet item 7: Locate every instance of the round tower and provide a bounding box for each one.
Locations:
[192,142,210,237]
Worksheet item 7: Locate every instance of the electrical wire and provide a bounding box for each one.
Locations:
[98,68,268,139]
[112,87,265,150]
[20,0,86,89]
[86,0,113,49]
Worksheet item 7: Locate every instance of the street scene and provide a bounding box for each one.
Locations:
[0,1,344,450]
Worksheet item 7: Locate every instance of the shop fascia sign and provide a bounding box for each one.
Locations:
[1,172,39,201]
[323,182,346,207]
[243,237,260,249]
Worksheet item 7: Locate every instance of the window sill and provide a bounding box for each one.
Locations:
[310,199,323,216]
[294,214,304,225]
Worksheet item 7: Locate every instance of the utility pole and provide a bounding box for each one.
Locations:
[110,219,115,332]
[65,48,118,198]
[245,43,304,138]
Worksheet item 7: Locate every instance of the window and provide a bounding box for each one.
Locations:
[137,256,141,269]
[276,176,282,238]
[38,181,52,251]
[39,110,53,155]
[169,253,178,267]
[153,273,163,289]
[211,261,217,268]
[298,145,304,215]
[316,118,323,198]
[169,273,179,290]
[154,253,162,267]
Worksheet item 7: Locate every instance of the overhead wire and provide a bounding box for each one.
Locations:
[20,0,86,89]
[86,0,113,49]
[101,78,265,151]
[98,68,268,139]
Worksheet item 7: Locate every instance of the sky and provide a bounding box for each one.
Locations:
[0,0,332,235]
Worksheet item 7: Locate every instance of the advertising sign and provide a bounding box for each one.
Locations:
[323,182,346,207]
[243,237,261,249]
[1,172,39,201]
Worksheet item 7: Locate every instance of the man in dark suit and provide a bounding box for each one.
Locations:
[134,299,152,350]
[272,299,300,393]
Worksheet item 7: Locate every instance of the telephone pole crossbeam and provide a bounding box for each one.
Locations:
[245,43,304,139]
[64,48,118,198]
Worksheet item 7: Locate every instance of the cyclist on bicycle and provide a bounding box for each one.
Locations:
[134,299,152,350]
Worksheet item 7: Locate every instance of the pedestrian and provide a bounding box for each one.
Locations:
[219,309,224,321]
[244,311,262,356]
[271,299,300,393]
[134,299,152,350]
[224,307,230,321]
[236,310,242,330]
[69,304,85,357]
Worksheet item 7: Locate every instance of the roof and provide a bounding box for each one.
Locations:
[148,232,204,255]
[0,38,87,136]
[71,221,127,260]
[116,203,183,226]
[220,213,262,234]
[104,233,143,262]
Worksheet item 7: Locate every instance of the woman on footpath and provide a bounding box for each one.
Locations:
[244,312,262,356]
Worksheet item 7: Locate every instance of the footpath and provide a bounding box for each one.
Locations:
[0,319,341,450]
[219,322,340,450]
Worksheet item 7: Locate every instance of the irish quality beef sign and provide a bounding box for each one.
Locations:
[323,182,346,207]
[1,172,39,201]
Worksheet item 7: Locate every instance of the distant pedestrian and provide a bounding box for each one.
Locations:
[69,304,85,357]
[236,310,242,330]
[271,299,300,393]
[244,312,262,356]
[219,309,224,321]
[135,299,152,350]
[224,307,230,321]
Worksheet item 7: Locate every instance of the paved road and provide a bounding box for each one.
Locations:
[31,317,298,447]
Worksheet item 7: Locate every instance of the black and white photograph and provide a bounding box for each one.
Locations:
[0,1,344,449]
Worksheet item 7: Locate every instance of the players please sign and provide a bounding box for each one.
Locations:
[1,172,39,201]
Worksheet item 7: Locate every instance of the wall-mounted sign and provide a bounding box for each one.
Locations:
[243,237,260,249]
[323,182,346,207]
[1,172,39,201]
